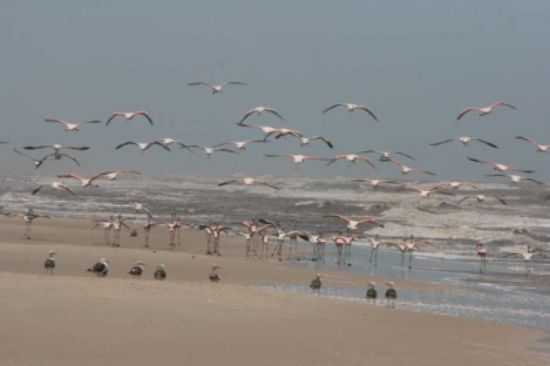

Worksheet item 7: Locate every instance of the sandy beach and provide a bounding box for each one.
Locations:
[0,216,547,366]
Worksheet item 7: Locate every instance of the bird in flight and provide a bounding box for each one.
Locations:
[185,145,239,158]
[322,103,378,121]
[458,194,507,206]
[389,158,436,176]
[56,171,116,188]
[116,140,171,152]
[13,148,51,169]
[456,101,516,120]
[23,144,90,154]
[106,111,154,126]
[213,139,269,151]
[218,177,280,190]
[238,106,285,125]
[43,117,102,132]
[361,150,415,162]
[265,154,327,165]
[325,153,376,168]
[101,170,141,181]
[22,144,88,166]
[515,136,550,153]
[32,181,76,196]
[429,136,498,149]
[467,157,534,174]
[187,81,247,94]
[352,178,400,189]
[284,134,334,149]
[485,174,544,185]
[324,215,384,231]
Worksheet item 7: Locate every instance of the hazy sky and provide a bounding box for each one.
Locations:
[1,1,549,180]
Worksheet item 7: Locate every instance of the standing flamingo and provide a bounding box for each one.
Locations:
[476,242,488,273]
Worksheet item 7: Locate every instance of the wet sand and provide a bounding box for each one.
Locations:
[0,217,547,365]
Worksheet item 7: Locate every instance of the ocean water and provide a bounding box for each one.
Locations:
[1,174,550,330]
[270,245,550,331]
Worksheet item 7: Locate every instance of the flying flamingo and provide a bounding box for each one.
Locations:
[101,170,142,181]
[213,139,268,151]
[408,184,448,199]
[236,122,297,140]
[218,177,280,190]
[20,144,86,168]
[429,136,499,149]
[187,81,247,94]
[44,117,102,132]
[158,138,192,147]
[456,101,517,120]
[23,144,90,155]
[238,106,285,125]
[115,140,171,152]
[515,136,550,153]
[56,171,115,188]
[325,153,376,168]
[441,181,479,191]
[13,148,51,169]
[322,103,378,121]
[324,215,384,231]
[467,157,534,174]
[353,178,400,189]
[292,135,334,148]
[459,194,507,205]
[389,158,436,176]
[265,154,327,165]
[362,150,415,162]
[270,128,306,140]
[32,181,76,196]
[186,145,238,157]
[485,174,544,185]
[106,111,154,126]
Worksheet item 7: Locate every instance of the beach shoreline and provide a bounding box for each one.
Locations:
[0,216,548,365]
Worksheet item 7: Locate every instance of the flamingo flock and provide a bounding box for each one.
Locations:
[0,68,544,298]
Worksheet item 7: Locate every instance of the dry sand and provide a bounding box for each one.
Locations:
[0,216,547,365]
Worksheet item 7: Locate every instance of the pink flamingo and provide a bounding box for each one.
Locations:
[457,101,516,120]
